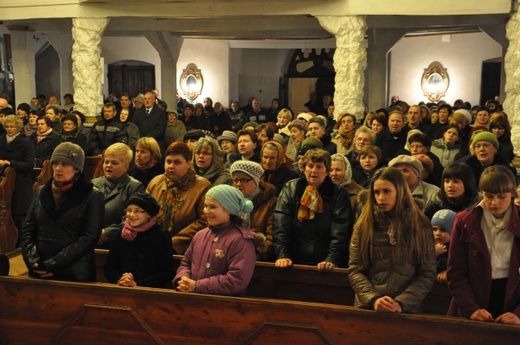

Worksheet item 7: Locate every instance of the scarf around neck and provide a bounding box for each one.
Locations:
[37,128,52,143]
[298,184,323,221]
[157,168,196,232]
[121,216,157,241]
[135,158,158,171]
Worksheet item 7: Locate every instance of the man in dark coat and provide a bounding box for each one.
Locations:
[132,92,167,151]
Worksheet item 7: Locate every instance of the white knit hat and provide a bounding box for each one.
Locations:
[230,160,264,186]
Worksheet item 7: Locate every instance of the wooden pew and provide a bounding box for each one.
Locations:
[85,155,103,180]
[94,249,451,316]
[0,276,518,345]
[32,159,52,193]
[0,166,18,253]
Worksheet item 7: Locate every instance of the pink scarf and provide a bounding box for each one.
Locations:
[121,216,157,241]
[36,128,52,143]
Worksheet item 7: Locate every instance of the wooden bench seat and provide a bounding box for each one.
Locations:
[0,276,518,345]
[94,249,451,315]
[0,166,18,253]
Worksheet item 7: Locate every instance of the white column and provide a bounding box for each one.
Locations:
[71,18,109,121]
[45,33,74,98]
[504,5,520,158]
[10,29,36,105]
[144,32,183,111]
[317,15,367,121]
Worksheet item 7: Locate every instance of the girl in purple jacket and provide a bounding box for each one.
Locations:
[174,184,256,295]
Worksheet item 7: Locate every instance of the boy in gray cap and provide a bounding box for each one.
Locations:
[431,209,456,283]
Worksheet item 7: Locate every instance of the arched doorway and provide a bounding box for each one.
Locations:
[108,60,155,98]
[284,48,335,113]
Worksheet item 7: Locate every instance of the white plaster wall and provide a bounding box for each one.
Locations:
[101,36,161,95]
[237,49,289,108]
[389,31,501,106]
[177,39,230,106]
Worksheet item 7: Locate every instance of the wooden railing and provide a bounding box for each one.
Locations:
[0,276,518,345]
[0,166,18,253]
[95,249,451,315]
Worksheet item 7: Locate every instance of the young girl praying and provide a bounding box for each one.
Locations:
[174,184,256,295]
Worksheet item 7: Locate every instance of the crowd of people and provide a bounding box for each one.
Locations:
[1,90,519,325]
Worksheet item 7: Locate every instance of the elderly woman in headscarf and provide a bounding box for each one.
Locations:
[230,160,277,261]
[260,140,299,196]
[146,141,211,254]
[274,148,352,270]
[329,153,364,212]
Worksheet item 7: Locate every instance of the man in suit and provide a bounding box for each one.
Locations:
[132,91,167,150]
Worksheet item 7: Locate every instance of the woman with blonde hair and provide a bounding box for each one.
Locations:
[0,115,35,229]
[348,167,436,313]
[192,137,232,186]
[128,137,164,188]
[276,108,293,138]
[92,142,145,246]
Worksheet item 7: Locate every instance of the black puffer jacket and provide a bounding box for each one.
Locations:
[20,174,104,281]
[273,176,352,267]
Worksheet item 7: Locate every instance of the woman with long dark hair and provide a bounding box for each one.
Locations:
[348,167,436,313]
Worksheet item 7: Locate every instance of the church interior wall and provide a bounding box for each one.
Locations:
[237,48,290,108]
[177,38,230,106]
[101,36,161,97]
[389,31,501,106]
[32,30,502,112]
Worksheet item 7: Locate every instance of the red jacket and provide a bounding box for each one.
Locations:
[447,201,520,318]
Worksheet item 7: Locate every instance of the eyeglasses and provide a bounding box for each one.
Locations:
[126,208,146,215]
[232,178,253,184]
[196,151,212,156]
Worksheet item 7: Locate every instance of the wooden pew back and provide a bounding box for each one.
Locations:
[32,159,52,193]
[0,166,18,253]
[0,276,518,345]
[94,249,451,315]
[85,155,103,180]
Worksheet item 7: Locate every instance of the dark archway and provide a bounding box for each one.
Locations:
[284,48,335,112]
[108,60,155,98]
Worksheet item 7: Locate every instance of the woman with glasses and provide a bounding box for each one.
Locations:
[230,160,277,261]
[104,192,174,288]
[192,137,232,186]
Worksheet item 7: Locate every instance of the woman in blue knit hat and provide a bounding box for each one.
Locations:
[174,184,256,295]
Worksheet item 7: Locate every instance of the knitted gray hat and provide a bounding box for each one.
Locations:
[388,154,423,177]
[230,160,264,186]
[206,185,254,216]
[50,142,85,173]
[431,209,456,234]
